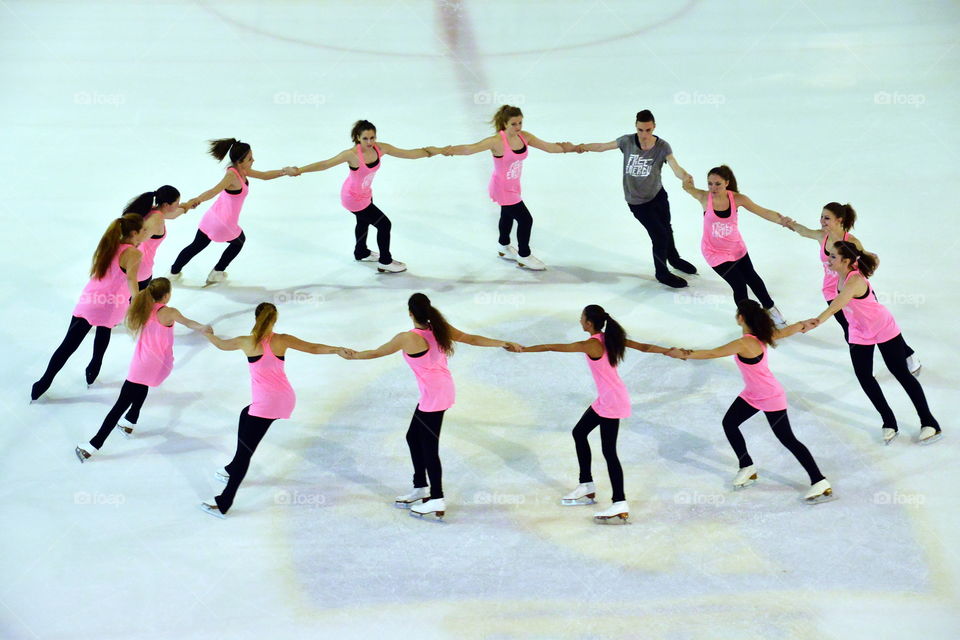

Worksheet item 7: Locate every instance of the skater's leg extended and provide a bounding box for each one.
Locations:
[598,417,625,503]
[216,406,275,514]
[764,409,824,484]
[722,397,758,469]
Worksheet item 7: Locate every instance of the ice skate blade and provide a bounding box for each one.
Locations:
[918,431,942,446]
[733,476,757,490]
[516,263,546,271]
[561,496,597,506]
[199,502,226,519]
[75,447,91,464]
[394,498,427,509]
[409,510,445,522]
[215,470,229,485]
[115,425,134,439]
[594,514,629,525]
[804,489,837,505]
[911,365,921,377]
[883,430,899,446]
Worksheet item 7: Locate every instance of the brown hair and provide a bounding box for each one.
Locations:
[635,109,655,123]
[823,202,856,231]
[583,305,626,366]
[91,213,143,279]
[350,120,376,144]
[124,186,181,216]
[707,165,739,193]
[252,302,278,344]
[408,293,453,356]
[491,105,523,131]
[127,278,171,334]
[737,299,776,347]
[208,138,251,164]
[834,240,878,278]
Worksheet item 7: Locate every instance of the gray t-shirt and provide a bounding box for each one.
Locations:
[616,134,673,205]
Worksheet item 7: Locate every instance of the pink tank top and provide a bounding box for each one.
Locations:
[585,334,631,419]
[700,191,747,267]
[838,271,901,345]
[735,335,787,412]
[248,335,296,419]
[73,243,135,328]
[402,328,455,412]
[488,130,528,206]
[198,167,248,242]
[127,303,174,387]
[340,144,381,212]
[819,231,849,301]
[136,210,166,281]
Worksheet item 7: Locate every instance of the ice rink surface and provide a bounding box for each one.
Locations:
[1,1,959,638]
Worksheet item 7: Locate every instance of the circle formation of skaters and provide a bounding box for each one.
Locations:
[34,106,945,524]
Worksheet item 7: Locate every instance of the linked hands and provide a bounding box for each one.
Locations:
[799,318,820,332]
[665,347,693,360]
[282,166,302,177]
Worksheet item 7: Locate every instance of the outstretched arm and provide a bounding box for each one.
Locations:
[667,338,746,360]
[736,193,788,226]
[580,140,618,152]
[278,333,350,356]
[449,325,520,351]
[665,154,693,182]
[444,135,498,156]
[810,276,862,326]
[625,339,671,355]
[246,167,286,181]
[162,307,210,333]
[183,171,235,209]
[521,338,603,359]
[205,333,248,351]
[378,141,442,159]
[773,321,807,340]
[682,175,709,207]
[523,131,572,154]
[349,332,411,360]
[292,149,354,175]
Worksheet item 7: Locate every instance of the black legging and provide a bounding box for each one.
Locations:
[215,406,278,514]
[828,301,915,358]
[89,380,149,450]
[712,253,775,308]
[351,202,392,265]
[498,201,533,258]
[721,397,824,484]
[405,406,445,500]
[848,334,938,432]
[170,229,246,274]
[628,187,685,277]
[572,407,625,503]
[32,316,112,400]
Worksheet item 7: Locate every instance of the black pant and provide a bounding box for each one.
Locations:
[215,406,278,514]
[721,397,824,484]
[32,316,112,400]
[89,380,149,449]
[351,203,392,265]
[572,406,625,503]
[498,201,533,257]
[711,252,775,308]
[628,188,685,277]
[848,334,938,431]
[170,229,246,274]
[827,301,915,357]
[405,406,445,499]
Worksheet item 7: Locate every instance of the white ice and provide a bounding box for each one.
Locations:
[2,1,959,638]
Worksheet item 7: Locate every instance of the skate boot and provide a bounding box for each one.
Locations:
[593,501,630,524]
[394,487,429,509]
[115,418,136,439]
[516,253,546,271]
[670,257,698,275]
[168,271,182,282]
[918,426,942,445]
[377,260,407,274]
[882,427,898,445]
[497,244,519,261]
[767,306,788,329]
[199,502,226,519]
[215,468,230,484]
[803,479,836,504]
[656,272,688,289]
[733,464,758,489]
[75,444,94,463]
[907,354,922,377]
[357,251,380,263]
[205,270,227,286]
[410,498,445,521]
[561,482,597,506]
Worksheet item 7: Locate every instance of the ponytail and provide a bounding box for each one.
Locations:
[208,137,251,164]
[823,202,857,231]
[91,213,143,279]
[251,302,278,344]
[707,165,739,193]
[736,299,776,347]
[834,240,878,278]
[582,305,626,366]
[124,191,156,216]
[408,292,453,356]
[490,105,523,131]
[127,278,171,334]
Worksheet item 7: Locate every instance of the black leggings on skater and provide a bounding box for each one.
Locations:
[827,301,915,358]
[628,188,695,277]
[498,201,533,258]
[572,407,625,503]
[170,229,246,274]
[406,406,445,500]
[215,406,278,514]
[89,380,149,450]
[848,334,938,432]
[351,202,392,265]
[32,316,112,400]
[721,397,824,484]
[712,253,775,308]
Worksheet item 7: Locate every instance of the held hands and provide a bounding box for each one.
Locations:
[439,145,455,156]
[336,347,357,359]
[282,166,302,177]
[422,146,443,157]
[199,324,214,335]
[799,319,820,333]
[665,347,692,360]
[501,341,523,352]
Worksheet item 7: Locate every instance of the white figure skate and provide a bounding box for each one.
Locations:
[204,270,227,286]
[75,444,94,463]
[394,487,429,509]
[497,244,519,261]
[115,418,136,439]
[918,426,942,445]
[561,482,596,506]
[733,465,758,489]
[593,501,630,524]
[199,502,226,519]
[907,354,921,377]
[882,427,899,445]
[803,479,836,504]
[410,498,445,521]
[357,251,380,263]
[516,253,546,271]
[215,469,229,485]
[767,306,787,329]
[377,260,407,274]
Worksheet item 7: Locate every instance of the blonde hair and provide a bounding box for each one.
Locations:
[252,302,278,344]
[491,105,523,131]
[126,278,171,334]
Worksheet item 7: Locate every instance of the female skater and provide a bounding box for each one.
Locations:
[516,305,665,523]
[344,292,519,520]
[123,187,190,290]
[442,105,576,270]
[681,166,789,326]
[783,202,920,374]
[170,138,291,285]
[285,120,442,273]
[200,303,350,517]
[31,214,147,400]
[802,241,941,445]
[664,300,832,503]
[75,278,209,461]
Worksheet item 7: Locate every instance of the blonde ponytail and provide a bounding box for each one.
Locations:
[126,278,171,334]
[251,302,278,344]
